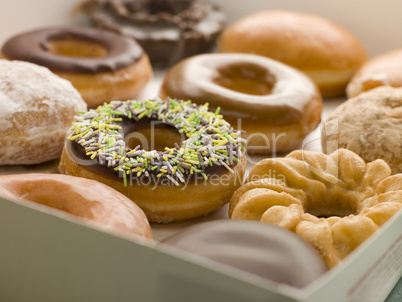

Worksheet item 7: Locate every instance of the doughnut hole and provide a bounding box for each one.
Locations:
[213,63,276,96]
[123,119,183,151]
[304,188,361,219]
[46,37,107,58]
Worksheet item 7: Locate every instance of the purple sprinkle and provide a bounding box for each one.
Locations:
[88,132,99,140]
[128,106,139,121]
[113,103,123,110]
[179,163,191,170]
[197,152,204,168]
[132,163,144,167]
[174,142,181,149]
[127,151,142,157]
[111,162,120,168]
[203,137,211,146]
[166,99,170,112]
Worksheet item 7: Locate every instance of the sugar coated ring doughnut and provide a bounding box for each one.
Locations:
[229,149,402,267]
[1,26,152,108]
[0,59,87,165]
[82,0,226,68]
[218,10,368,98]
[159,53,322,154]
[323,87,402,174]
[347,48,402,98]
[162,220,328,288]
[0,173,152,239]
[59,98,246,223]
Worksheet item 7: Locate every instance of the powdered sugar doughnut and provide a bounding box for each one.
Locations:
[0,60,87,165]
[322,86,402,174]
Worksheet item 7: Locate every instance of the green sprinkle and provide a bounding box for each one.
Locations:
[70,98,243,186]
[123,172,127,187]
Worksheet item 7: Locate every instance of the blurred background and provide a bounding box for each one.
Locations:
[0,0,401,57]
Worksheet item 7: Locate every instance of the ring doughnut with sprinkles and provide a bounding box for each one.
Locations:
[59,98,247,223]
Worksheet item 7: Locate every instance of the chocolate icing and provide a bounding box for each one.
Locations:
[82,0,226,68]
[1,26,144,73]
[162,220,328,288]
[66,117,228,184]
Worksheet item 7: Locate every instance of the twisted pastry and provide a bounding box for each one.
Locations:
[229,149,402,267]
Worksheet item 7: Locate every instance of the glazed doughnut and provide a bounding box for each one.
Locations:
[1,26,152,108]
[162,220,328,288]
[346,48,402,98]
[159,53,322,154]
[0,173,152,239]
[323,87,402,174]
[59,98,246,223]
[217,10,368,98]
[0,59,87,165]
[229,149,402,267]
[82,0,226,68]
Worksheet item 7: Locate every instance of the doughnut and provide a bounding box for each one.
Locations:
[347,48,402,97]
[322,87,402,174]
[217,10,368,98]
[161,220,328,288]
[81,0,226,68]
[159,53,322,154]
[229,148,402,267]
[59,98,246,223]
[0,173,152,239]
[1,26,152,108]
[0,59,87,165]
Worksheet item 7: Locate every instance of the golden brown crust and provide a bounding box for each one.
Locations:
[218,10,368,97]
[229,149,401,267]
[59,145,247,223]
[322,87,402,174]
[1,43,153,108]
[57,54,153,108]
[347,48,402,98]
[0,173,153,239]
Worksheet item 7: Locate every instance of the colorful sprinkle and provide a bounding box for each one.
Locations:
[68,98,243,186]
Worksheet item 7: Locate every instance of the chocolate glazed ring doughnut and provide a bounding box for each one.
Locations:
[159,53,323,154]
[59,98,246,223]
[1,26,152,107]
[82,0,226,68]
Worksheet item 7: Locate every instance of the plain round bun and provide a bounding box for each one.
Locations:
[347,48,402,98]
[218,10,368,98]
